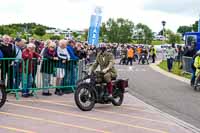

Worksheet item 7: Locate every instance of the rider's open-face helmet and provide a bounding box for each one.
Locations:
[100,44,107,53]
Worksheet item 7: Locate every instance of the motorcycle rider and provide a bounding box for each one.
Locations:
[126,45,134,66]
[138,47,149,64]
[91,44,117,98]
[119,45,127,65]
[194,51,200,85]
[191,50,200,86]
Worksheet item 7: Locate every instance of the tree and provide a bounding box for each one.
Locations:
[50,35,61,40]
[167,32,181,44]
[34,27,46,36]
[83,29,88,41]
[102,18,134,43]
[177,26,192,35]
[100,23,107,38]
[135,23,153,44]
[72,32,79,38]
[0,27,14,35]
[192,21,198,32]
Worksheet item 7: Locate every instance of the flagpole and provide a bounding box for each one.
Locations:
[198,14,200,32]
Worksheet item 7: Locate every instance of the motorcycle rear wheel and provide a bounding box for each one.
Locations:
[112,88,124,106]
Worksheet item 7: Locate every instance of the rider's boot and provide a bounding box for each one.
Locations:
[107,82,113,99]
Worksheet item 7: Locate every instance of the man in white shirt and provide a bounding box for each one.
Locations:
[166,44,176,72]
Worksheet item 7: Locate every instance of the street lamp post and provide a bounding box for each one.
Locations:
[161,21,166,40]
[66,28,72,39]
[138,28,144,44]
[198,14,200,32]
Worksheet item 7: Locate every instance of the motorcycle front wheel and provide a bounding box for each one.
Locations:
[74,83,96,111]
[142,60,145,64]
[194,78,200,91]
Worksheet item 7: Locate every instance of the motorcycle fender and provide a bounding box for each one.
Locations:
[79,83,98,100]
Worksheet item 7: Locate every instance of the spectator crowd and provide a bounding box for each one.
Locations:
[0,35,97,97]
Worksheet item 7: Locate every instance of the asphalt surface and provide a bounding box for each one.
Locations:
[116,61,200,130]
[0,58,199,133]
[0,92,194,133]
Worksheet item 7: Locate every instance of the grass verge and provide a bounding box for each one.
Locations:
[158,60,192,79]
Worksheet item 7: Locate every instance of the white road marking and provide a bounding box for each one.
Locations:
[117,68,146,72]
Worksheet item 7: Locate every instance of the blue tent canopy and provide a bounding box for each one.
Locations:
[185,32,200,51]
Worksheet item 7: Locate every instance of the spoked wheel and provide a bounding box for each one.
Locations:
[112,88,124,106]
[142,60,145,65]
[194,80,200,91]
[0,87,7,108]
[74,84,95,111]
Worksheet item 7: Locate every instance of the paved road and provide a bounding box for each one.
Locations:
[0,92,194,133]
[0,59,199,133]
[116,62,200,130]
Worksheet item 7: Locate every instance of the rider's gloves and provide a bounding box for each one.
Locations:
[102,68,109,73]
[88,70,92,75]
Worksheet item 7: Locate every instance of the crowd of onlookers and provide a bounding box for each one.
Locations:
[0,35,97,97]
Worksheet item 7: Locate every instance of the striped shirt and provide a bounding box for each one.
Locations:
[57,46,70,60]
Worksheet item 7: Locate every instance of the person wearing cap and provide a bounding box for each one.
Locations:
[41,42,58,96]
[21,43,41,97]
[13,38,25,89]
[91,44,117,98]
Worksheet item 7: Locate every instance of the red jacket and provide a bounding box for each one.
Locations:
[20,49,41,74]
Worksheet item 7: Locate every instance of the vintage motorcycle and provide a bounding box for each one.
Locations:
[74,71,128,111]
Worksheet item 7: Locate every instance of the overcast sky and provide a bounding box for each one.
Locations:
[0,0,199,32]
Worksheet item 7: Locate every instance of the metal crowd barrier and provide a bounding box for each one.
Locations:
[78,59,90,80]
[113,50,121,59]
[0,58,86,99]
[182,56,193,74]
[89,52,96,63]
